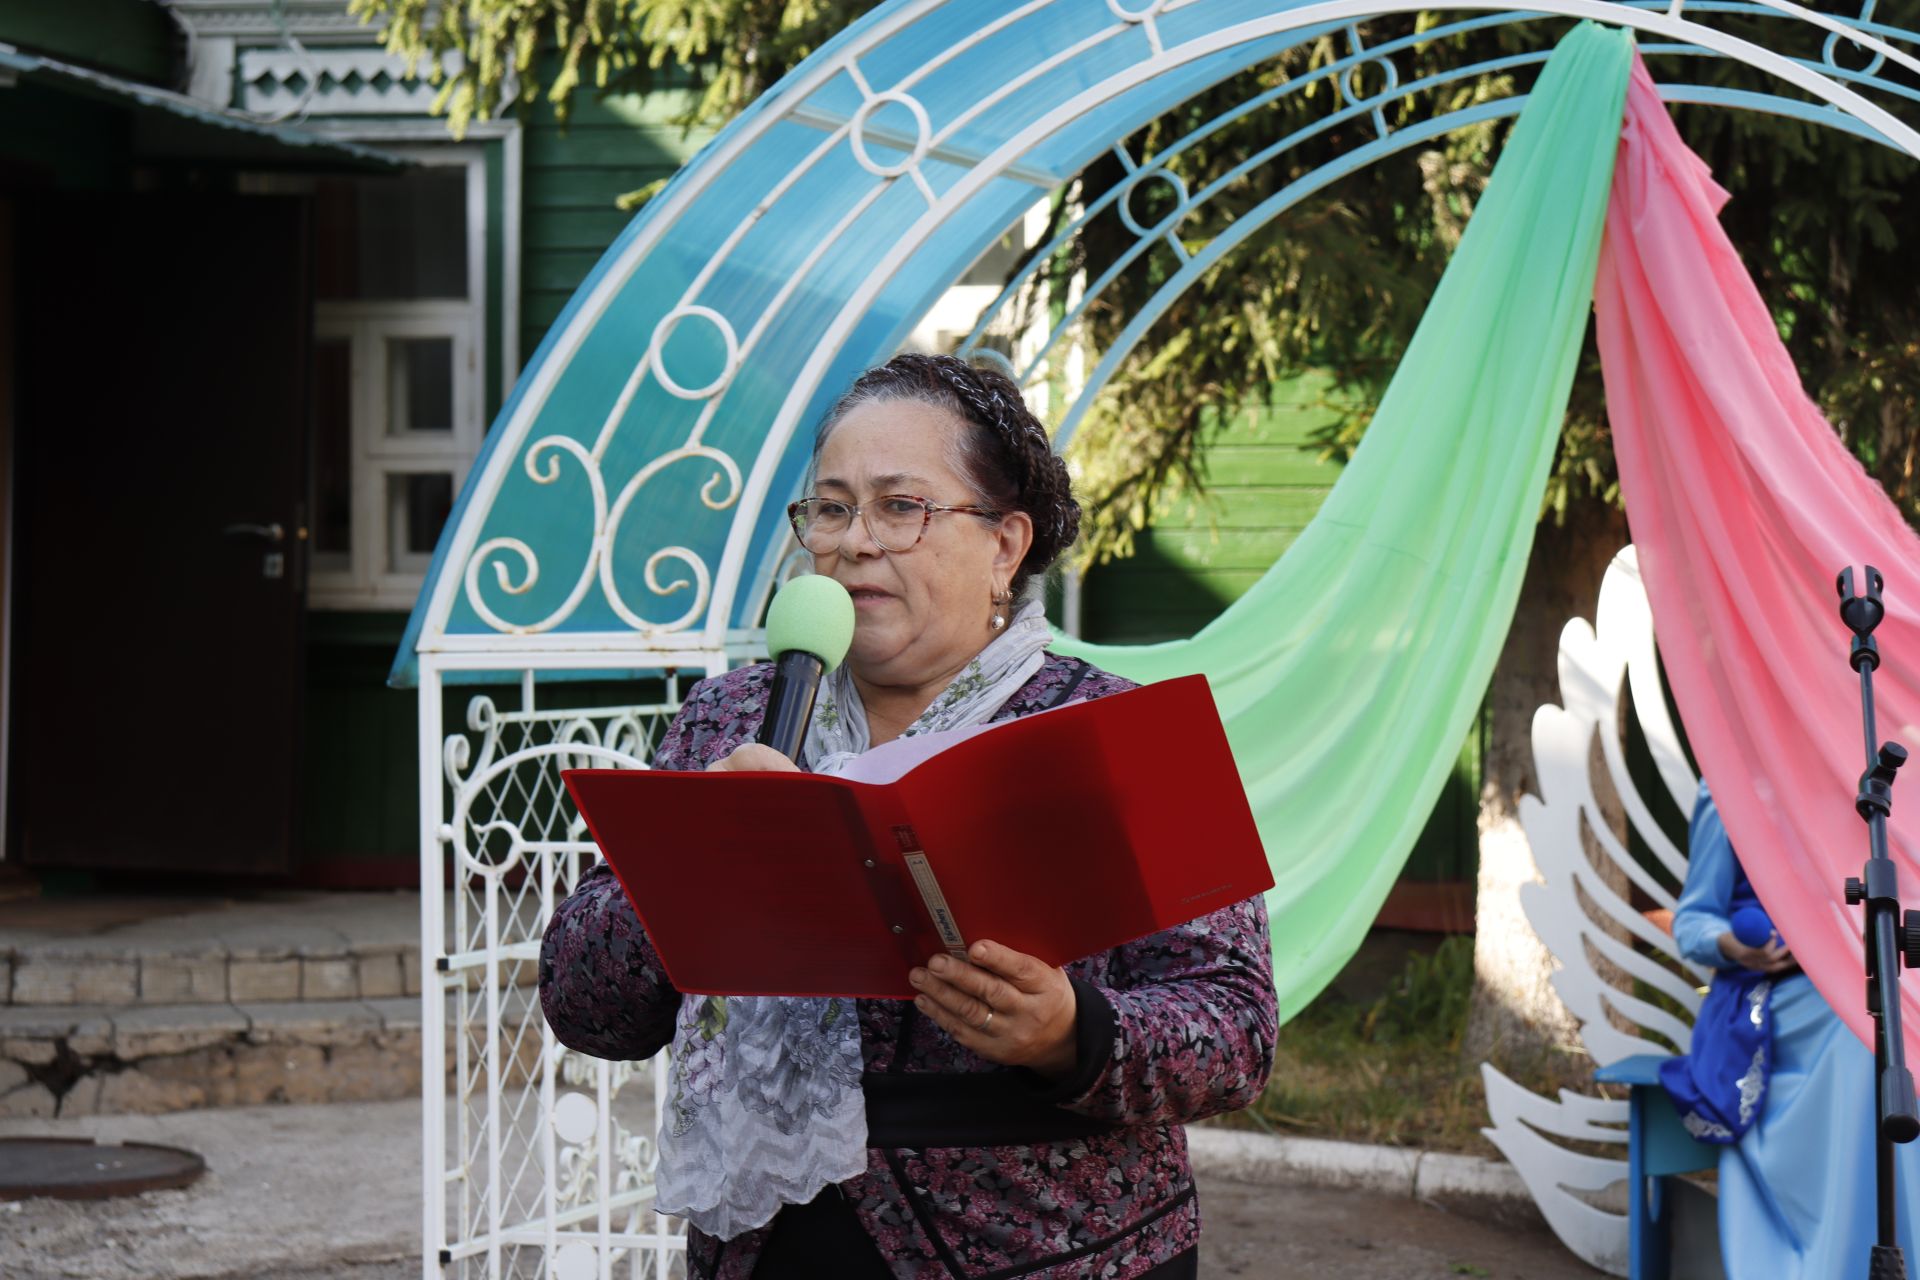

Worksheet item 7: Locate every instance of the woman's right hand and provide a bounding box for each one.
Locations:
[705,743,801,773]
[1719,930,1796,974]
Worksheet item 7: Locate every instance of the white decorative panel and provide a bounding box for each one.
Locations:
[1482,546,1710,1276]
[239,48,464,117]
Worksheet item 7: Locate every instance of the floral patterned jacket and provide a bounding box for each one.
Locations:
[539,654,1277,1279]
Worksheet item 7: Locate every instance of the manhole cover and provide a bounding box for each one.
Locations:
[0,1137,205,1200]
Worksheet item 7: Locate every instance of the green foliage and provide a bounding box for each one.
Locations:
[1059,16,1920,560]
[1235,933,1605,1153]
[349,0,882,135]
[1246,936,1494,1152]
[1361,932,1475,1046]
[1058,20,1529,561]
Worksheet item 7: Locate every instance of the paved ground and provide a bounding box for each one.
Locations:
[1199,1177,1601,1278]
[2,1103,420,1280]
[1,1100,1602,1279]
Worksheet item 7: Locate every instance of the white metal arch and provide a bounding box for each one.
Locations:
[705,0,1920,635]
[710,0,1920,581]
[400,0,1920,675]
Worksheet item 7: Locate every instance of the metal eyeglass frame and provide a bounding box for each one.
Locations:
[786,493,1001,553]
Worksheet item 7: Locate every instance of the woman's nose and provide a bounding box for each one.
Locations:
[839,509,885,557]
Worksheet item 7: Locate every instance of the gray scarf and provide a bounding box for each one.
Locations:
[653,601,1053,1239]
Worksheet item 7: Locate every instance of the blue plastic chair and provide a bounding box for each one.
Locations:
[1592,1054,1717,1280]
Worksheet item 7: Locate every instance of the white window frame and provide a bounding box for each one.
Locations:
[312,305,479,600]
[305,137,506,611]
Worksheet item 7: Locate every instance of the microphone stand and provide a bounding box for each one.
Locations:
[1837,566,1920,1280]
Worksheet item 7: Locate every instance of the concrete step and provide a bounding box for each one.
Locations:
[3,944,426,1007]
[0,991,548,1119]
[0,890,437,1007]
[0,997,420,1118]
[0,890,544,1008]
[0,891,555,1120]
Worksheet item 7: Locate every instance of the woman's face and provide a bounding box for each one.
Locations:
[809,398,1033,689]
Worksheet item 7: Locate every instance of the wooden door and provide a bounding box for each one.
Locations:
[11,195,311,875]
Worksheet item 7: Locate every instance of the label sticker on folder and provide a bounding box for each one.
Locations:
[903,852,969,959]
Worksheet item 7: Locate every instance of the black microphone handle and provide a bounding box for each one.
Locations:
[758,649,827,763]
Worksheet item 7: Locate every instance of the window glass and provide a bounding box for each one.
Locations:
[387,472,455,572]
[313,337,353,558]
[388,336,455,434]
[315,168,468,300]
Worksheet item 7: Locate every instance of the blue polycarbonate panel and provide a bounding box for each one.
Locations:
[732,173,1053,609]
[395,0,1920,685]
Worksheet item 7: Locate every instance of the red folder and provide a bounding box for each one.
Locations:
[562,673,1272,999]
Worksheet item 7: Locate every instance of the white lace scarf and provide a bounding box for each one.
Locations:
[654,602,1053,1240]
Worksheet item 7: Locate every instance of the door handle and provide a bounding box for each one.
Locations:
[222,522,289,580]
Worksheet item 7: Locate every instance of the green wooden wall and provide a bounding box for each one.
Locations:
[0,0,173,84]
[1077,378,1481,889]
[520,90,713,352]
[1079,378,1347,643]
[0,27,717,883]
[303,612,422,882]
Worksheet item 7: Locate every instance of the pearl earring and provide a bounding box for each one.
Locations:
[989,588,1009,632]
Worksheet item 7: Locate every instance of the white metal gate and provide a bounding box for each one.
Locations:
[421,668,700,1279]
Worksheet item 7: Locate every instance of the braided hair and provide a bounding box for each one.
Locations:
[813,353,1082,599]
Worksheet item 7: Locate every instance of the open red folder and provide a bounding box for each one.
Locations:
[562,673,1272,999]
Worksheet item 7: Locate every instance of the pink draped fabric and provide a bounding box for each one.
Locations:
[1596,51,1920,1059]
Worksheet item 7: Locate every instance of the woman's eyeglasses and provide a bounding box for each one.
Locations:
[787,494,1000,553]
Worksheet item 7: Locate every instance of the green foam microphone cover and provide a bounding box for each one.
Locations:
[764,574,856,672]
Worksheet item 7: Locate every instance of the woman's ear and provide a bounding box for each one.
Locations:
[993,510,1034,580]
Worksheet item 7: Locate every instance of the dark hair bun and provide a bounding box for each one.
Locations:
[819,353,1081,595]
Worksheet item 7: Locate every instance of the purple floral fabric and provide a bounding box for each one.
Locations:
[540,654,1277,1278]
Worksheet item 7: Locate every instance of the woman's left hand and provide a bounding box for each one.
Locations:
[909,940,1078,1080]
[705,743,800,773]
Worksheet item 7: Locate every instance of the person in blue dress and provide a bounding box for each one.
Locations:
[1669,781,1920,1277]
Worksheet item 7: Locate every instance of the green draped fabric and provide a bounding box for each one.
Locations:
[1055,22,1634,1026]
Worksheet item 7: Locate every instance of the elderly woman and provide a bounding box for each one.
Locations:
[540,353,1277,1279]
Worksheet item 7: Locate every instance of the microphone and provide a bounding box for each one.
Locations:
[758,575,856,763]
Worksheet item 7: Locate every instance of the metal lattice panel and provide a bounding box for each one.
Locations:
[431,686,689,1279]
